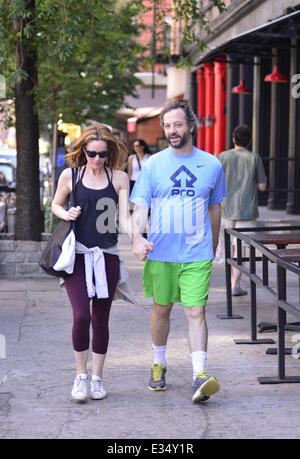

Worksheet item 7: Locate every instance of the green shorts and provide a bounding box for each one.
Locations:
[143,259,213,307]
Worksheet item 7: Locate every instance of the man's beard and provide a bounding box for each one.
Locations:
[166,130,190,149]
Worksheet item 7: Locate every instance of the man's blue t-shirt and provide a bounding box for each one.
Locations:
[130,146,226,263]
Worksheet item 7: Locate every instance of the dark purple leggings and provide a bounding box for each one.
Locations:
[64,253,119,354]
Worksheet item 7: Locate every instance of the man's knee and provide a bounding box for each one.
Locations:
[153,302,173,319]
[184,306,206,322]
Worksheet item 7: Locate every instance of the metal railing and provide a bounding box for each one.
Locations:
[222,225,300,384]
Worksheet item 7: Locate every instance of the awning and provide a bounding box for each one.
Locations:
[196,9,300,64]
[116,103,167,124]
[116,103,168,133]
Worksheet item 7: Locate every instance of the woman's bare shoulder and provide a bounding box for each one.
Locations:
[57,167,74,190]
[112,169,129,191]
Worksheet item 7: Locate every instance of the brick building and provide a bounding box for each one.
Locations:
[186,0,300,214]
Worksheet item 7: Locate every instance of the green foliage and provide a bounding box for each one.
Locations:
[0,0,227,128]
[0,0,146,130]
[173,0,226,48]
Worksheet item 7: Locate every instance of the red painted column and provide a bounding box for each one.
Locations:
[214,59,227,155]
[204,62,215,154]
[196,67,205,150]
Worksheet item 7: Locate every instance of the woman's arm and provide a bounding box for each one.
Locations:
[115,170,132,237]
[51,168,81,221]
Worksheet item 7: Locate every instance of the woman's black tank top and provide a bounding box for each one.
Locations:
[74,166,118,249]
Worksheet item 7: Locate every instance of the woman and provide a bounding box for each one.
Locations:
[127,139,151,194]
[51,123,132,402]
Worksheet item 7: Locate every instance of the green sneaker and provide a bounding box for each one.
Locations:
[148,363,167,391]
[192,371,220,402]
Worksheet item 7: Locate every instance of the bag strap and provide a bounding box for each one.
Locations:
[135,153,142,170]
[67,168,78,231]
[70,168,78,207]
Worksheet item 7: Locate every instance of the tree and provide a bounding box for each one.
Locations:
[0,0,145,240]
[13,0,41,240]
[169,0,226,52]
[36,0,145,128]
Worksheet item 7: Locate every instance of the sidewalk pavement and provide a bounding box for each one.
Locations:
[0,207,300,439]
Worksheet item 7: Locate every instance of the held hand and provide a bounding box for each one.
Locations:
[133,236,153,262]
[67,206,81,221]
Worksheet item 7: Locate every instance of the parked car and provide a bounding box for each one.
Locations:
[0,158,16,232]
[0,146,53,232]
[0,157,16,187]
[0,146,17,167]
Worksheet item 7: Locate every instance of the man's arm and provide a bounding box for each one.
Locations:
[257,182,267,192]
[208,203,221,257]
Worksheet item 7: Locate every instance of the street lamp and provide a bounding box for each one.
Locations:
[264,65,288,83]
[232,79,251,94]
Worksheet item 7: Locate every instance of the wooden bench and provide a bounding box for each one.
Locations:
[246,235,300,334]
[257,248,300,342]
[258,247,300,333]
[273,248,300,264]
[221,230,300,322]
[251,232,300,249]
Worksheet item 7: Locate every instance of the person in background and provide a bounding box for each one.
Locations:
[0,170,8,186]
[127,139,151,194]
[219,124,267,296]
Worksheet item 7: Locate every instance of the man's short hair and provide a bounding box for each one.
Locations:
[232,124,252,148]
[160,100,200,136]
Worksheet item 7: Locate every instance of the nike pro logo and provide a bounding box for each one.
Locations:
[170,166,197,197]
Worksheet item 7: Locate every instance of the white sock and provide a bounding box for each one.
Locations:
[191,351,207,380]
[152,343,167,366]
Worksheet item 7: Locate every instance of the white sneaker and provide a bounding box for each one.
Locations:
[71,374,88,402]
[90,376,107,400]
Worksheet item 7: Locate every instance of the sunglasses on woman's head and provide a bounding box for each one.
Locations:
[84,148,110,158]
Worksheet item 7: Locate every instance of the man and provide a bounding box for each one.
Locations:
[130,100,225,403]
[219,124,267,296]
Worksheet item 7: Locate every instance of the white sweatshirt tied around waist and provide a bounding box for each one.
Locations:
[75,241,109,299]
[58,239,137,304]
